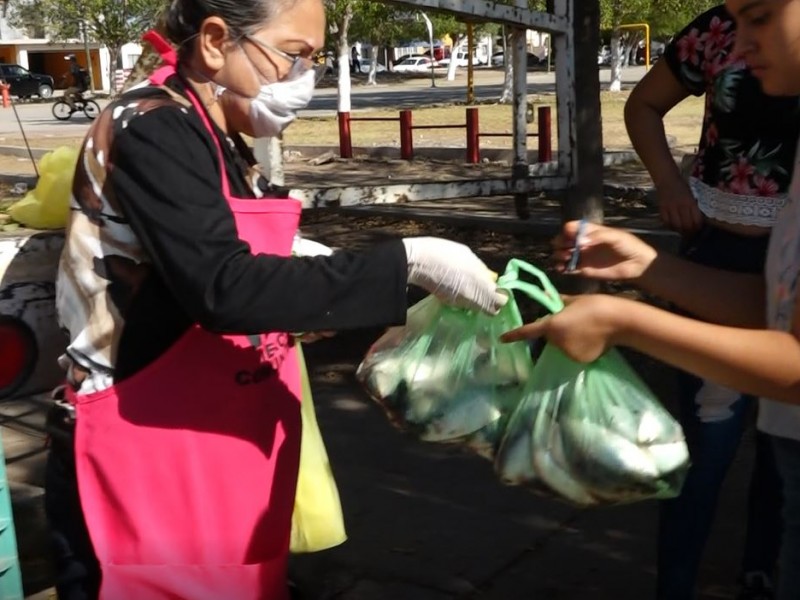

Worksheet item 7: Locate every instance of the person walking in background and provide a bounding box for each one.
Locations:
[623,4,800,599]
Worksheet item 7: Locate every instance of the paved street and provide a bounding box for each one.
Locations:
[0,66,649,142]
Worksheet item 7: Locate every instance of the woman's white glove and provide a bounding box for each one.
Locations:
[403,237,508,315]
[292,234,334,257]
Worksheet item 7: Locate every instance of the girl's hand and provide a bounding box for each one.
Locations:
[657,177,704,235]
[553,221,658,282]
[500,294,626,363]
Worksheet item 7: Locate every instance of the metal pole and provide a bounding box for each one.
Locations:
[10,98,38,177]
[419,11,436,88]
[337,111,352,158]
[537,106,552,163]
[81,20,95,91]
[400,110,414,160]
[462,23,475,104]
[466,22,474,104]
[466,107,479,163]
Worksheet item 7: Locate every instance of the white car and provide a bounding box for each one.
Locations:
[358,62,387,74]
[392,56,436,73]
[439,51,486,68]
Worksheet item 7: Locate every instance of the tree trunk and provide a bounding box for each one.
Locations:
[108,45,120,95]
[367,47,378,85]
[499,31,513,103]
[609,31,621,91]
[253,137,284,185]
[446,34,464,82]
[336,2,353,113]
[608,0,623,92]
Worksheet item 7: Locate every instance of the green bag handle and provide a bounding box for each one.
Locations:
[496,258,564,314]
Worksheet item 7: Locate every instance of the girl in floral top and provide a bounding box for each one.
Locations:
[625,5,800,598]
[503,1,800,598]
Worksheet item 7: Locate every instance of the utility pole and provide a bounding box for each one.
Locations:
[419,11,435,88]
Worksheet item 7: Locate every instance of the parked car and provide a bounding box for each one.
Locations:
[636,41,666,64]
[0,64,55,99]
[392,56,436,73]
[490,51,541,67]
[358,62,388,74]
[438,50,487,68]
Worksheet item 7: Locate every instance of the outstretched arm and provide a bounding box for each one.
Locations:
[502,294,800,405]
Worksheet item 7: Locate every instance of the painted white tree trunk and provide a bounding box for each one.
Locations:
[609,30,622,92]
[337,47,352,112]
[367,50,378,86]
[335,3,354,113]
[446,57,458,81]
[500,33,514,104]
[254,137,284,186]
[446,34,464,82]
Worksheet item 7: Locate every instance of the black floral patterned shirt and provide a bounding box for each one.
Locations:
[663,5,800,196]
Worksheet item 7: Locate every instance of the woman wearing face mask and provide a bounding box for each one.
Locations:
[44,0,507,599]
[501,1,800,598]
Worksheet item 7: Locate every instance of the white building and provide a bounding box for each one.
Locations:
[0,16,143,93]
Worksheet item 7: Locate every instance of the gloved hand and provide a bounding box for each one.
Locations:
[292,234,334,257]
[402,237,508,315]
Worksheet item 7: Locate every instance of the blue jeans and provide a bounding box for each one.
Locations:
[657,225,782,599]
[771,436,800,600]
[657,385,782,599]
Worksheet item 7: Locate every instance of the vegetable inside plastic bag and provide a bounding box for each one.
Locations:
[494,263,690,506]
[356,265,535,459]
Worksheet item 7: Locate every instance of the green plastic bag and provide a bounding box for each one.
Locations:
[356,262,535,459]
[494,262,690,506]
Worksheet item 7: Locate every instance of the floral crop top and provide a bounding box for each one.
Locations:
[663,5,800,198]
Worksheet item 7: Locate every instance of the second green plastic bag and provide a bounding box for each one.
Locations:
[494,262,690,506]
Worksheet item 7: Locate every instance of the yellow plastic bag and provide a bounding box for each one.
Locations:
[8,146,79,230]
[290,344,347,553]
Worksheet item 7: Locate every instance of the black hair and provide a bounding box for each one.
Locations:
[165,0,292,49]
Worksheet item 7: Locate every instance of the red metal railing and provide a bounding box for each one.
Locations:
[337,105,553,164]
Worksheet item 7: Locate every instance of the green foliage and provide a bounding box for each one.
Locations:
[10,0,164,46]
[648,0,719,38]
[349,0,417,46]
[600,0,721,40]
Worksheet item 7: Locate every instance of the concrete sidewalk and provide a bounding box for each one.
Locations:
[6,331,754,600]
[285,334,752,600]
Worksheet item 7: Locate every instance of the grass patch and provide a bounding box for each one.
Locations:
[286,91,705,153]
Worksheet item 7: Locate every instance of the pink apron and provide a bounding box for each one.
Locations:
[68,35,303,600]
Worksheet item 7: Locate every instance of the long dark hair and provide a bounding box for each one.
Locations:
[165,0,295,50]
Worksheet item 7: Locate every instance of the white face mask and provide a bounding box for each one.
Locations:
[248,67,316,138]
